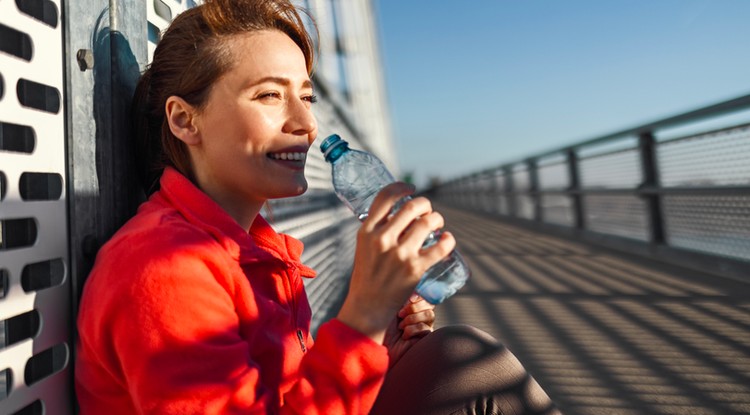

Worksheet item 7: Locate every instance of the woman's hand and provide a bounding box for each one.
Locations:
[384,294,436,368]
[337,182,455,344]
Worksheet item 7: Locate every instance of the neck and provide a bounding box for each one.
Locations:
[220,202,262,232]
[191,174,264,232]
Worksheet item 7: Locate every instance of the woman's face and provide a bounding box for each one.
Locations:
[189,30,318,222]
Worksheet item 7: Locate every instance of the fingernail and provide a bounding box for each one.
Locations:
[410,293,420,303]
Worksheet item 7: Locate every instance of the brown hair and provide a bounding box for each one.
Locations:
[132,0,316,193]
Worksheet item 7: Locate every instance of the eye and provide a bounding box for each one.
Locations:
[303,94,318,104]
[257,91,282,101]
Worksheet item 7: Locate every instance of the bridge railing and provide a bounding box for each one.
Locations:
[431,94,750,281]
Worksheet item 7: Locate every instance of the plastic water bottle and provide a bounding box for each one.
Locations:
[320,134,470,304]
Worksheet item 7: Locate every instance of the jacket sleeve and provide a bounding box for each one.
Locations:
[84,226,388,415]
[283,319,389,414]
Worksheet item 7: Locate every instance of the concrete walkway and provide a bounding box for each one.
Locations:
[433,205,750,415]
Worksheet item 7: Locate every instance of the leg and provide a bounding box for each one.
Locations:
[370,325,560,415]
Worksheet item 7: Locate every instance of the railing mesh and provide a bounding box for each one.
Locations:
[580,147,642,189]
[538,161,569,190]
[541,195,574,226]
[584,195,650,241]
[663,195,750,261]
[658,124,750,187]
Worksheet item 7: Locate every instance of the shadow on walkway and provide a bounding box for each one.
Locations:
[434,205,750,415]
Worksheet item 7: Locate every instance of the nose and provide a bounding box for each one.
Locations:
[284,96,317,141]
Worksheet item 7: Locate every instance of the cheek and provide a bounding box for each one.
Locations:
[240,112,281,144]
[201,106,282,155]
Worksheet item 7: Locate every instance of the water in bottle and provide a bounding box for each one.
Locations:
[320,134,470,304]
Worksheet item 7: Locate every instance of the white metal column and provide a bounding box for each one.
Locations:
[0,0,71,413]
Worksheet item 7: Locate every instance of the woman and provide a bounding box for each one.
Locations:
[75,1,559,414]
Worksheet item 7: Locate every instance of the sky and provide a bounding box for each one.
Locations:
[373,0,750,188]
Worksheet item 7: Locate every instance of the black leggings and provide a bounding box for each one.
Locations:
[370,325,560,415]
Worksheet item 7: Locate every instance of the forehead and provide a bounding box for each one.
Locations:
[224,30,309,78]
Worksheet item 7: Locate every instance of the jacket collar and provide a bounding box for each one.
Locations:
[157,167,316,278]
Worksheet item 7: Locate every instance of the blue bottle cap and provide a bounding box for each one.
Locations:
[320,134,349,162]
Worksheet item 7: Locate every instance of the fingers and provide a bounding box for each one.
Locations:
[397,211,444,249]
[398,308,435,329]
[385,196,434,235]
[397,295,436,340]
[419,230,456,264]
[362,182,415,232]
[398,294,434,318]
[398,310,435,339]
[363,184,437,241]
[361,185,454,274]
[401,322,432,339]
[385,197,453,261]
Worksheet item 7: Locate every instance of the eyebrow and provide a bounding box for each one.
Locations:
[249,76,313,89]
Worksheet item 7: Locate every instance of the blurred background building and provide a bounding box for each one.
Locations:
[304,0,397,172]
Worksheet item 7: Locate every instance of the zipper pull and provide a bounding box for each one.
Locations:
[297,329,307,353]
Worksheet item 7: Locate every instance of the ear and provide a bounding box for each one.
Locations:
[165,96,200,146]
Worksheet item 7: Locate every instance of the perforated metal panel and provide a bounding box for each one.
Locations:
[658,125,750,261]
[490,171,508,215]
[511,164,531,191]
[513,195,533,220]
[537,154,570,190]
[541,195,573,226]
[536,156,573,226]
[583,195,649,241]
[659,124,750,187]
[580,147,642,189]
[663,195,750,261]
[538,161,569,190]
[0,0,72,413]
[471,173,494,213]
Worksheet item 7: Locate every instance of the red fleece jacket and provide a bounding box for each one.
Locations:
[75,167,388,414]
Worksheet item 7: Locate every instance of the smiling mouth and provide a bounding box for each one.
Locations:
[268,152,307,162]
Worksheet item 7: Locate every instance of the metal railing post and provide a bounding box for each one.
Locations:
[567,148,584,229]
[504,165,516,217]
[489,169,501,215]
[528,159,541,222]
[638,132,666,244]
[470,174,480,210]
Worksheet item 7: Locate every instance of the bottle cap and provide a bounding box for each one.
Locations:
[320,134,349,162]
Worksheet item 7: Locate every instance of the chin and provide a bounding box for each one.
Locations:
[292,183,308,196]
[276,179,308,198]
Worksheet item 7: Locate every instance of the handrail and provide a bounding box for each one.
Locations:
[430,93,750,281]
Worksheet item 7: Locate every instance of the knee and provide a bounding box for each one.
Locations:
[431,324,498,345]
[422,325,524,371]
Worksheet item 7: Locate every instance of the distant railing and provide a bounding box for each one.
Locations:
[430,94,750,280]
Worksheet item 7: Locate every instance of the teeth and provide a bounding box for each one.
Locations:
[270,152,306,161]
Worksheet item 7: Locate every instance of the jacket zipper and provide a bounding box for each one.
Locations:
[296,330,307,353]
[284,264,306,353]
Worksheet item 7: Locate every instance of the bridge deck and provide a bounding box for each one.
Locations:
[433,205,750,415]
